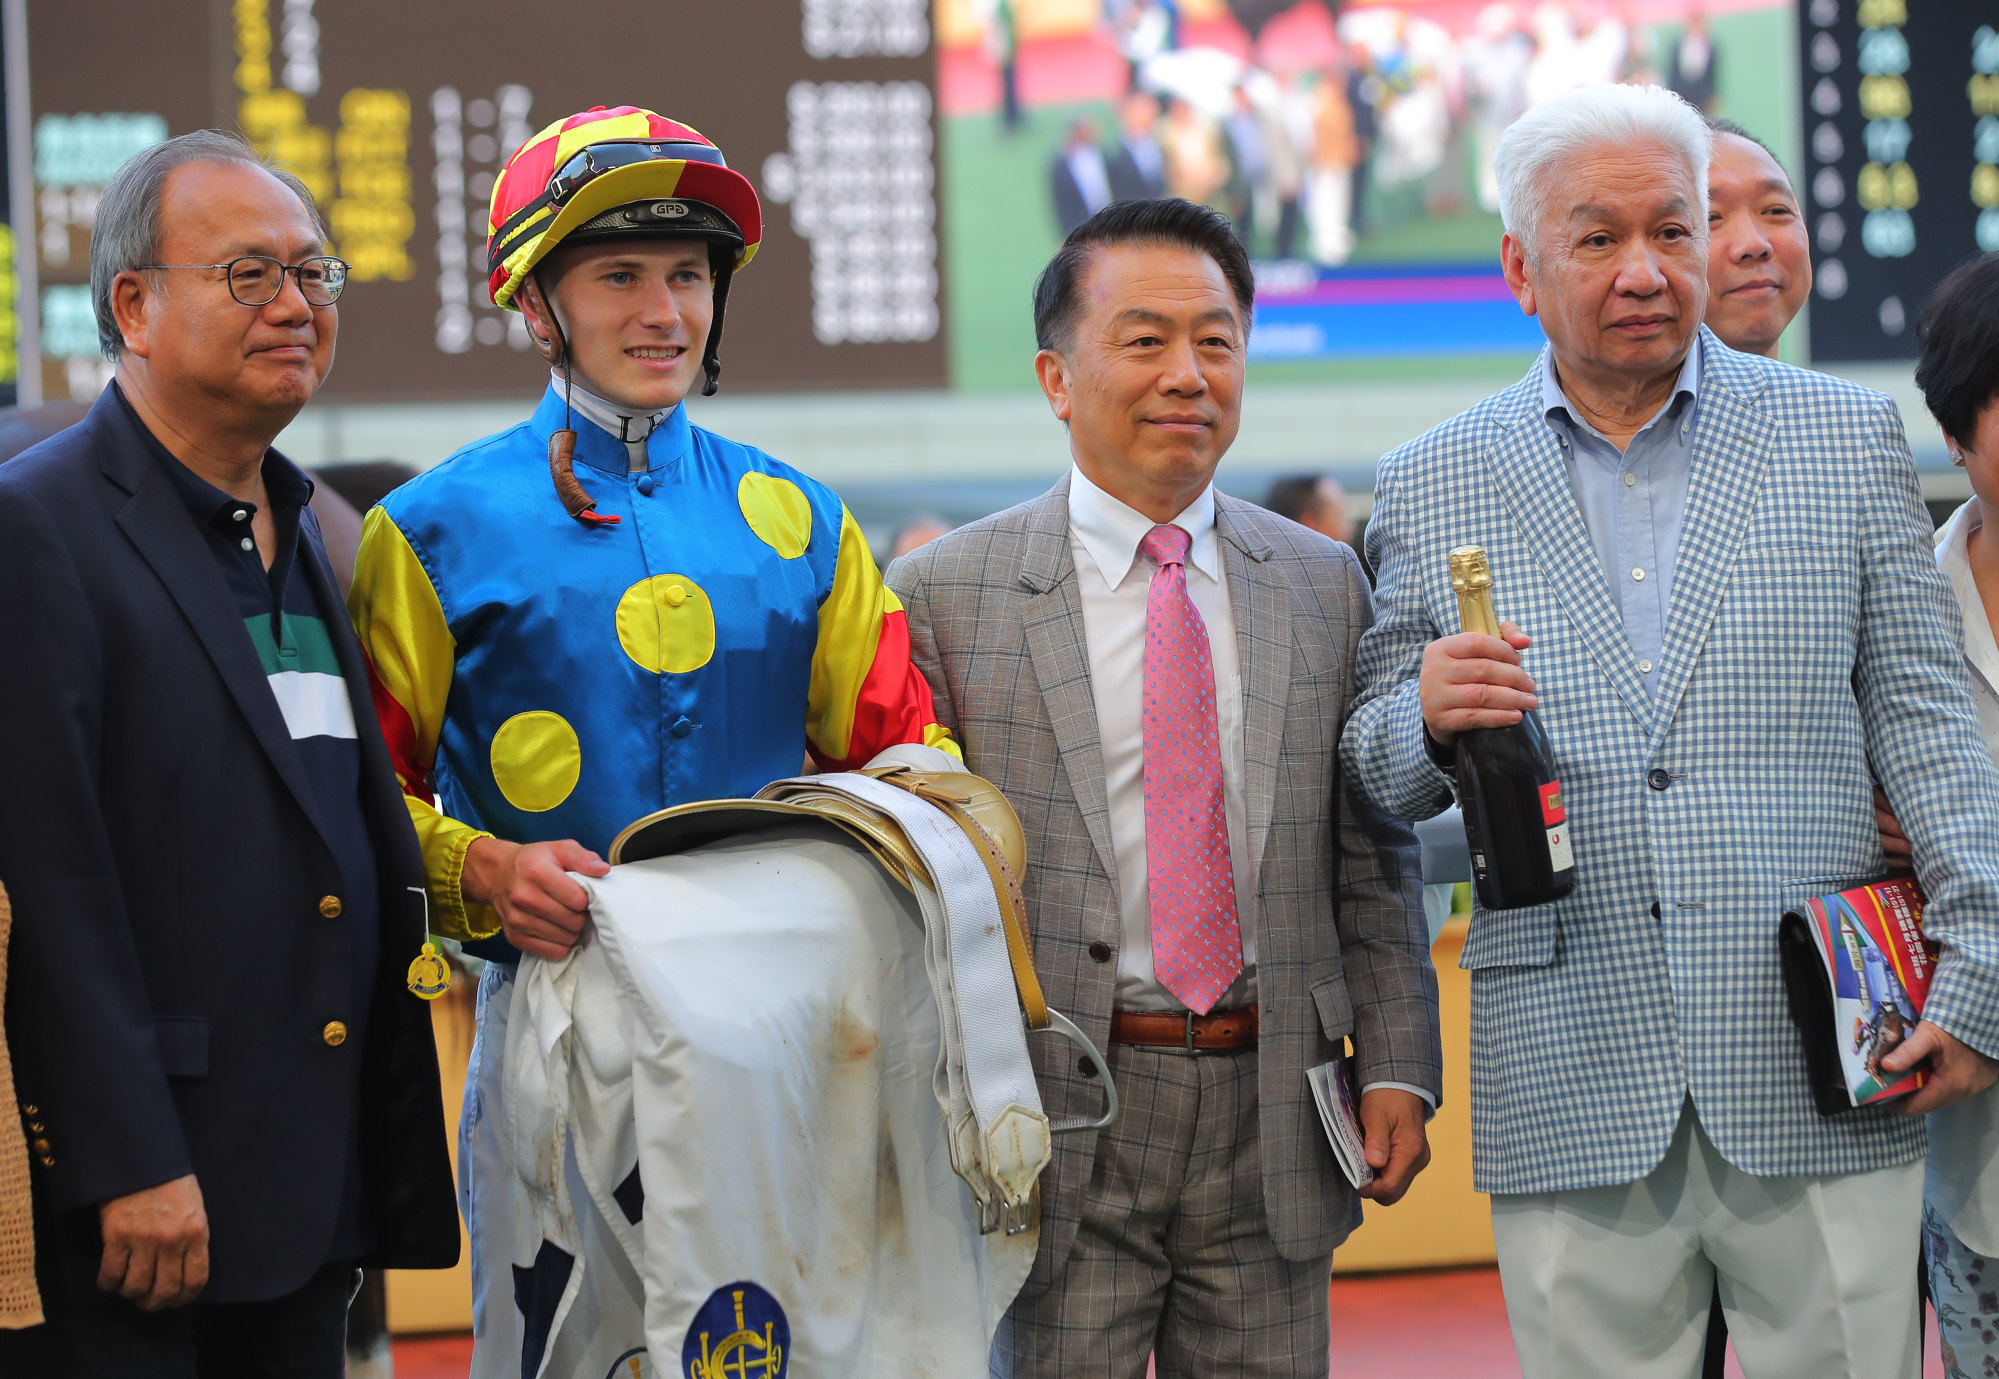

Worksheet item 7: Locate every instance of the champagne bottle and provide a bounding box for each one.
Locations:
[1449,546,1575,910]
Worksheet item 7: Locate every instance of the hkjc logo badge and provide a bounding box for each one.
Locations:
[683,1282,788,1379]
[605,1348,652,1379]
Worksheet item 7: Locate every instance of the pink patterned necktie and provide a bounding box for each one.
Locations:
[1138,522,1242,1015]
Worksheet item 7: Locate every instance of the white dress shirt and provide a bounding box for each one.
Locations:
[1067,467,1435,1109]
[1928,496,1999,1256]
[1067,464,1257,1013]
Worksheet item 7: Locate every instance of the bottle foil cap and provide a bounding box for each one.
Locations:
[1449,545,1492,592]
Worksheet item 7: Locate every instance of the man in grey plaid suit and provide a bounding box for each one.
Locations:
[887,198,1442,1378]
[1344,84,1999,1378]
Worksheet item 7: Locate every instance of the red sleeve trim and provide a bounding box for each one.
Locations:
[365,651,434,806]
[814,608,940,772]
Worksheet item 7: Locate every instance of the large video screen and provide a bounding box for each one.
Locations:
[21,1,1988,408]
[937,0,1798,390]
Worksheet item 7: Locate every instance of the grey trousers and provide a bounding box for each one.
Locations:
[993,1043,1330,1379]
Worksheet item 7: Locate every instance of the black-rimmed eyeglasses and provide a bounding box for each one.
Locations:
[135,255,349,306]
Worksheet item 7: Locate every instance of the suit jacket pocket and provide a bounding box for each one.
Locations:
[1458,903,1559,970]
[155,1016,209,1080]
[1733,548,1842,585]
[1311,976,1355,1041]
[1780,876,1877,921]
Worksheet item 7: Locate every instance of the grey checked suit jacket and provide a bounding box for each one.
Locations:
[1343,331,1999,1196]
[888,476,1442,1293]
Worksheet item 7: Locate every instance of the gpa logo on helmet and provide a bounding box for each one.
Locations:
[654,201,690,218]
[682,1282,787,1379]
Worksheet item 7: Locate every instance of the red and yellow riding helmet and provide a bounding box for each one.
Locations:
[486,105,763,394]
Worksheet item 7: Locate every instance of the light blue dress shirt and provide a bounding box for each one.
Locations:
[1540,341,1703,696]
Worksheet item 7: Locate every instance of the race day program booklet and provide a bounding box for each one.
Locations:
[1307,1056,1374,1189]
[1779,877,1936,1114]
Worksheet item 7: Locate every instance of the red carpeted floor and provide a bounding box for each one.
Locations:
[387,1266,1947,1377]
[384,1333,474,1379]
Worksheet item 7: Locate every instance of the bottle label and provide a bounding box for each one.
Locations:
[1541,780,1574,872]
[1539,782,1566,825]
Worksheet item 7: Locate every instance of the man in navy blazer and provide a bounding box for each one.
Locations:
[0,132,456,1376]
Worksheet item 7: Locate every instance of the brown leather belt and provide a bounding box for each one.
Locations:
[1110,1004,1258,1051]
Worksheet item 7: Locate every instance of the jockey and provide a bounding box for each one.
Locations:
[346,104,956,1369]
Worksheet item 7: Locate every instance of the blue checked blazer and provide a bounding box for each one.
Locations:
[1342,330,1999,1195]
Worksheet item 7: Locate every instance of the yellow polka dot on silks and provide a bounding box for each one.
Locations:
[737,472,813,559]
[490,711,582,813]
[615,573,716,674]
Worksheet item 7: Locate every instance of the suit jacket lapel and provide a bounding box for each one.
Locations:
[1647,335,1777,745]
[1482,375,1651,727]
[105,423,333,849]
[1216,498,1289,888]
[1017,478,1122,895]
[299,514,425,921]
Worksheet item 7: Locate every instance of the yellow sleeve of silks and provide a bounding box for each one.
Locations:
[347,506,500,941]
[806,505,960,772]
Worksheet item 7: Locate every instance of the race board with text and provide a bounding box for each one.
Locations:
[19,0,944,402]
[1797,0,1999,362]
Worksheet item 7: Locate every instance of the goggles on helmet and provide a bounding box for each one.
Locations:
[545,139,729,206]
[489,138,745,286]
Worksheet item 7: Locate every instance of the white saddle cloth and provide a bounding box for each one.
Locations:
[491,817,1037,1379]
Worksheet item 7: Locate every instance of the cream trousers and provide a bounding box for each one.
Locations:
[1492,1101,1922,1379]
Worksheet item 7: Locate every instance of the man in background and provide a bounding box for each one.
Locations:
[1053,116,1115,237]
[1107,91,1168,203]
[0,130,456,1377]
[1111,91,1167,202]
[883,512,954,563]
[1307,70,1360,266]
[1224,87,1271,250]
[1669,14,1720,114]
[1262,474,1355,546]
[1702,118,1810,361]
[1264,474,1365,582]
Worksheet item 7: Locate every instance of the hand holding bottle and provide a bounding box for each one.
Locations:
[1433,548,1573,909]
[1419,620,1539,748]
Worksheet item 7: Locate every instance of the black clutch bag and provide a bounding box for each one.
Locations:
[1777,909,1856,1118]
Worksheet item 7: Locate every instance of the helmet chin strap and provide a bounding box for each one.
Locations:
[701,254,735,397]
[521,273,619,528]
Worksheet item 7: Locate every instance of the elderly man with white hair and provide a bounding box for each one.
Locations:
[1343,83,1999,1378]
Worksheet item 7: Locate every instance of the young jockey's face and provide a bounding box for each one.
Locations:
[534,239,715,411]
